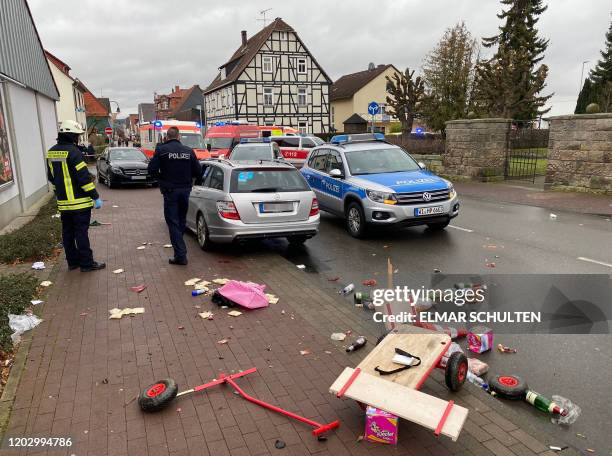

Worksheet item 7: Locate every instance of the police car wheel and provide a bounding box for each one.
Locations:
[197,214,213,251]
[346,202,367,238]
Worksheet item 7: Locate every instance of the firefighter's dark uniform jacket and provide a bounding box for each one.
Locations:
[46,140,99,211]
[147,139,201,190]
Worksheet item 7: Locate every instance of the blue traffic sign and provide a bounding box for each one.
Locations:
[367,101,380,116]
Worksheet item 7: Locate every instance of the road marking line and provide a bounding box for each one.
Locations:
[448,225,474,233]
[577,257,612,268]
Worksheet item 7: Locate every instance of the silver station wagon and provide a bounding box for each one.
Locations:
[186,159,320,249]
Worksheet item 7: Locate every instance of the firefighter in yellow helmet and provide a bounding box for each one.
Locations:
[46,120,105,272]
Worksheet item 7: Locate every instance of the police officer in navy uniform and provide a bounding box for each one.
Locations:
[148,126,202,265]
[46,120,105,272]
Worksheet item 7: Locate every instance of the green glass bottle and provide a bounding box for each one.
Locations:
[525,390,567,416]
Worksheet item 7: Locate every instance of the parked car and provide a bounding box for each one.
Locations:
[273,135,324,168]
[227,138,284,162]
[300,133,459,238]
[96,147,156,188]
[186,160,319,249]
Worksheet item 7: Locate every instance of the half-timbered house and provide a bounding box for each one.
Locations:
[204,18,332,134]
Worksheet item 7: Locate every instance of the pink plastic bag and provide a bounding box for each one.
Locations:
[217,280,269,309]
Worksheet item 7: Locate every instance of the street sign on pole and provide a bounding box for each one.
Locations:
[367,102,380,134]
[104,127,113,135]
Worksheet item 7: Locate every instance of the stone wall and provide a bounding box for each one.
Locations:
[443,118,511,181]
[545,114,612,194]
[412,154,444,174]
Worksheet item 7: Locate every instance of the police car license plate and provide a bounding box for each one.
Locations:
[415,206,444,216]
[131,175,146,180]
[259,202,293,213]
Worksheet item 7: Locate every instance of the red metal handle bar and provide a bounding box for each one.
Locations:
[192,367,258,393]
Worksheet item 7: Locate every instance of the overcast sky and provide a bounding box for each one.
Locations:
[29,0,610,118]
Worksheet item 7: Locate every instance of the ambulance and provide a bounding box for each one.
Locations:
[203,121,261,158]
[138,120,210,159]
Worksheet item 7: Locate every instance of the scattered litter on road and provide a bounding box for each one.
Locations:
[198,311,214,320]
[586,449,595,453]
[31,261,45,270]
[576,433,587,439]
[113,269,124,274]
[497,344,517,353]
[550,395,581,425]
[51,213,60,219]
[324,350,332,354]
[485,262,496,268]
[136,246,146,250]
[80,312,88,317]
[483,244,498,249]
[184,278,202,286]
[296,264,306,269]
[40,280,53,287]
[433,268,441,273]
[300,350,311,355]
[338,283,355,295]
[346,336,367,352]
[30,300,44,306]
[9,314,43,344]
[178,326,185,330]
[212,278,230,285]
[89,220,111,226]
[327,276,340,282]
[468,326,493,353]
[331,333,346,341]
[217,339,229,344]
[108,307,144,319]
[163,244,172,248]
[228,310,242,317]
[112,205,119,208]
[194,281,211,289]
[266,294,279,304]
[213,280,269,309]
[354,291,371,305]
[274,440,286,449]
[468,358,489,376]
[130,285,147,293]
[550,213,557,220]
[549,446,568,452]
[365,406,398,445]
[192,289,208,296]
[362,279,377,286]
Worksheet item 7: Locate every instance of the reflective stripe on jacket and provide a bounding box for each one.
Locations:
[46,141,99,211]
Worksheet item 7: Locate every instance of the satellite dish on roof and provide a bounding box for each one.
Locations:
[368,62,375,71]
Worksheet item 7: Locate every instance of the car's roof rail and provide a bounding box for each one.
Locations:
[201,157,235,167]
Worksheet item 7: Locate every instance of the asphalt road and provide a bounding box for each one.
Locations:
[261,195,612,455]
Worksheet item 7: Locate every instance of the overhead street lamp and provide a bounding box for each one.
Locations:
[108,100,121,145]
[579,60,589,94]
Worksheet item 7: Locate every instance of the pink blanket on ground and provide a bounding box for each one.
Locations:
[217,280,269,309]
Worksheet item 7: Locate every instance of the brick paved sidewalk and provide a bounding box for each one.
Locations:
[1,186,576,456]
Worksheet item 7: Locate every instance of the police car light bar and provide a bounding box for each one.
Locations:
[330,133,385,144]
[239,137,271,143]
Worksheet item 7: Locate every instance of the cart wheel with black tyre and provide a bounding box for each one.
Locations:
[138,379,179,412]
[488,374,528,400]
[444,352,468,392]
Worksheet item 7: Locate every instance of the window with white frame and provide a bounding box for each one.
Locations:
[297,58,306,74]
[221,92,225,108]
[262,56,273,73]
[263,87,274,106]
[298,121,308,135]
[279,32,287,41]
[297,87,307,107]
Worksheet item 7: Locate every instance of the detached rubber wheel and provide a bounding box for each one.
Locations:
[445,352,468,392]
[427,220,450,230]
[287,235,308,246]
[489,374,528,400]
[346,202,367,238]
[138,379,178,412]
[197,213,214,251]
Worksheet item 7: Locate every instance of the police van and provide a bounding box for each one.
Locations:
[300,133,459,237]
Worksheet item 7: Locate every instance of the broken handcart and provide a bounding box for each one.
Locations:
[138,368,340,438]
[329,327,469,441]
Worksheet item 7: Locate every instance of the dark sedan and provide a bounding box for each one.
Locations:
[96,147,157,188]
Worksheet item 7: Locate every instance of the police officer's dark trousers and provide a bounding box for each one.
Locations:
[61,209,94,268]
[162,188,191,261]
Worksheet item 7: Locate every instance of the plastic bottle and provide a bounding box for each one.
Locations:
[339,283,355,295]
[525,390,568,416]
[192,289,206,296]
[466,371,488,390]
[346,336,367,352]
[354,291,371,304]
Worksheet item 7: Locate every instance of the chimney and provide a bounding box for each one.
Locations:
[241,30,247,46]
[174,85,180,93]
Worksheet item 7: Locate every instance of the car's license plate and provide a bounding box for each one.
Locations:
[131,175,146,180]
[260,202,293,213]
[415,206,444,216]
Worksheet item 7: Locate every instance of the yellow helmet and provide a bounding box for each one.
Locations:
[58,120,85,134]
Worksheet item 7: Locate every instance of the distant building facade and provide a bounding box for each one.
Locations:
[84,89,110,135]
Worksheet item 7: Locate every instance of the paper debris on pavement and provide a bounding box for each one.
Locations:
[296,264,306,269]
[212,278,230,285]
[194,281,211,289]
[113,269,124,274]
[227,310,242,317]
[163,244,172,248]
[217,339,229,344]
[112,205,119,208]
[300,349,311,355]
[30,300,44,306]
[331,332,347,341]
[108,307,145,319]
[40,281,53,287]
[130,285,147,293]
[137,246,146,250]
[198,311,214,320]
[266,294,279,304]
[9,314,43,344]
[31,261,45,270]
[184,278,202,286]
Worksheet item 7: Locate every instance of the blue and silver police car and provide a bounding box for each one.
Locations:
[300,133,459,238]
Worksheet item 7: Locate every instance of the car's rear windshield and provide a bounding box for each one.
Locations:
[230,168,310,193]
[230,145,271,161]
[345,147,420,175]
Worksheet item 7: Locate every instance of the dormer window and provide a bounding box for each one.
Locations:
[220,67,226,79]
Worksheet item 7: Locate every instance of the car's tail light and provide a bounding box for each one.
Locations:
[217,201,240,220]
[309,198,319,216]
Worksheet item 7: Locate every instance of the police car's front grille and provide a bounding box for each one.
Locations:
[122,168,147,176]
[395,189,450,205]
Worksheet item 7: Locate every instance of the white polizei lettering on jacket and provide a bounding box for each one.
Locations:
[168,152,191,159]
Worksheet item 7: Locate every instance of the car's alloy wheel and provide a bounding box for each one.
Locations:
[346,202,366,238]
[197,214,213,251]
